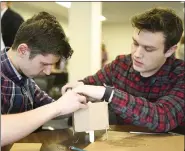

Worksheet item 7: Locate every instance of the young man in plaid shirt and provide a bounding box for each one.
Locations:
[1,12,88,146]
[62,7,185,133]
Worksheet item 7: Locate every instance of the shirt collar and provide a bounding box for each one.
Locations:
[1,7,8,18]
[1,48,26,86]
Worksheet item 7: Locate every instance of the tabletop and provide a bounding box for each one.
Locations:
[1,125,184,151]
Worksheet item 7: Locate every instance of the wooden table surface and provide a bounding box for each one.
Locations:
[2,125,184,151]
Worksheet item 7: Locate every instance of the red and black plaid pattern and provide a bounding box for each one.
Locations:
[1,48,54,114]
[82,54,185,132]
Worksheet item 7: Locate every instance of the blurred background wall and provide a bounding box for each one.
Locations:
[11,1,184,63]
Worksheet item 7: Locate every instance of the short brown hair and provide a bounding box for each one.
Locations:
[12,12,73,60]
[131,7,183,53]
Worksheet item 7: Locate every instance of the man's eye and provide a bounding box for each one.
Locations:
[41,63,47,66]
[133,42,139,46]
[145,48,154,52]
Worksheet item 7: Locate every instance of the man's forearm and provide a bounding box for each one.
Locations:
[73,85,106,100]
[1,102,59,146]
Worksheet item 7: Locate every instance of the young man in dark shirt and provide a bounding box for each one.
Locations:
[62,7,185,133]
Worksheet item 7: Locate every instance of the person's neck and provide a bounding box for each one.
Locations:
[1,6,8,11]
[1,6,8,18]
[7,48,21,72]
[140,59,166,78]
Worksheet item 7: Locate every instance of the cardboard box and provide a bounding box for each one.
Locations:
[73,102,109,132]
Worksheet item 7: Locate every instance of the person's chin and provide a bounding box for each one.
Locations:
[133,64,144,72]
[27,73,39,78]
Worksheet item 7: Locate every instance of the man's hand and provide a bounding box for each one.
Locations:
[54,90,88,116]
[1,90,87,146]
[61,81,84,95]
[72,85,106,101]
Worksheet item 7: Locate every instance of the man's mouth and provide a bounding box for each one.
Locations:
[133,59,143,66]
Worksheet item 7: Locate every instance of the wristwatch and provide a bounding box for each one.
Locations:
[101,85,114,103]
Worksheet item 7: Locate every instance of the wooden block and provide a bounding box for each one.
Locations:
[10,143,42,151]
[73,102,109,132]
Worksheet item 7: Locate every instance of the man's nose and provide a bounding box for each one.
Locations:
[135,46,144,58]
[43,65,52,75]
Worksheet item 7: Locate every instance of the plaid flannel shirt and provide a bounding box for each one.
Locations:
[1,48,54,114]
[82,54,185,132]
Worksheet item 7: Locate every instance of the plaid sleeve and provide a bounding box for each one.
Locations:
[31,80,55,108]
[110,74,185,132]
[1,77,14,114]
[82,56,122,86]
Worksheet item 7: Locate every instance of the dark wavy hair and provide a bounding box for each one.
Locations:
[131,7,183,53]
[12,12,73,60]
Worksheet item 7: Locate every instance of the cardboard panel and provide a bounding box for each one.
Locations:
[10,143,42,151]
[73,102,109,132]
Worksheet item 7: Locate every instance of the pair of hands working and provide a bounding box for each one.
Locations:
[59,82,106,114]
[1,82,106,146]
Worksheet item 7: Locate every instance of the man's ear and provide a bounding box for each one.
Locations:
[17,44,29,58]
[164,45,177,58]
